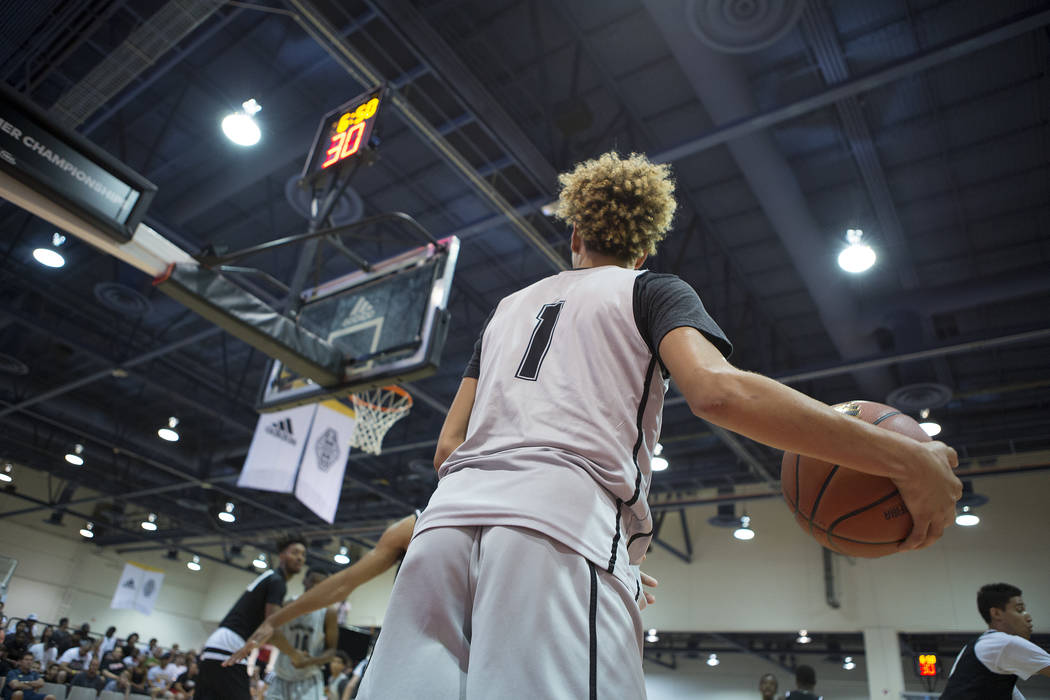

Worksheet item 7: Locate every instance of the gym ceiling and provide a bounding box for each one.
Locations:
[0,0,1048,569]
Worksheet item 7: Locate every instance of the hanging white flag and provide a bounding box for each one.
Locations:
[294,401,355,523]
[111,562,165,615]
[239,404,316,493]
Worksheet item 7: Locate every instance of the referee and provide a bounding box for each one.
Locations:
[197,533,307,700]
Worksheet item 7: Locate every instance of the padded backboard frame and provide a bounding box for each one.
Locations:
[256,236,459,412]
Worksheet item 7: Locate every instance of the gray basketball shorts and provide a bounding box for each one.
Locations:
[265,673,325,700]
[356,524,646,699]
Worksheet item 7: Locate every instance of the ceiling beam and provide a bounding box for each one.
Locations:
[652,4,1050,164]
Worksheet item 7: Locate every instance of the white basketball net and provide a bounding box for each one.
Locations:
[349,386,413,455]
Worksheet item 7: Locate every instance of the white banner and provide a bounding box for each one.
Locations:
[239,404,316,493]
[111,562,164,615]
[294,402,355,523]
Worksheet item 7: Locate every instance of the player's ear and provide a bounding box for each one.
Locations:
[633,253,648,270]
[570,224,582,254]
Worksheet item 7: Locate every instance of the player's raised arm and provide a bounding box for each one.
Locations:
[659,325,961,551]
[223,514,417,666]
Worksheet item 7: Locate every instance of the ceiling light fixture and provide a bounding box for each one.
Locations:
[141,513,158,531]
[645,628,659,643]
[733,514,755,541]
[158,416,180,442]
[218,501,236,523]
[918,408,942,437]
[222,99,262,146]
[796,629,812,644]
[187,555,201,572]
[651,456,669,472]
[955,505,980,527]
[32,232,67,268]
[706,653,720,667]
[333,546,350,565]
[79,522,95,539]
[252,553,267,570]
[64,443,85,466]
[0,463,14,483]
[837,228,876,273]
[843,656,856,670]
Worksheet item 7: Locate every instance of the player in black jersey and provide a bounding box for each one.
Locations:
[941,583,1050,700]
[197,533,307,700]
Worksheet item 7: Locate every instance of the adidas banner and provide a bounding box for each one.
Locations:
[111,562,164,616]
[239,404,316,493]
[295,402,355,523]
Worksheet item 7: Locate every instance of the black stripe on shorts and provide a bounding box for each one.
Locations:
[589,560,598,700]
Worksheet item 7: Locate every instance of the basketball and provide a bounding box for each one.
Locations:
[780,400,931,558]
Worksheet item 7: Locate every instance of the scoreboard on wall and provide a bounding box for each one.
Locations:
[302,86,384,182]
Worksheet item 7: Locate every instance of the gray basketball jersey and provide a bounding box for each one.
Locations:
[418,266,668,590]
[274,602,326,682]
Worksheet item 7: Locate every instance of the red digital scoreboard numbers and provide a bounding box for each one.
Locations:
[303,86,383,180]
[918,653,938,677]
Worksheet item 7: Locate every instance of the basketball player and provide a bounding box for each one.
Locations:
[941,583,1050,699]
[759,672,780,699]
[351,150,961,698]
[223,514,417,664]
[265,568,339,700]
[197,534,307,700]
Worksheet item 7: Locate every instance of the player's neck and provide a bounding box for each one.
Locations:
[572,250,637,270]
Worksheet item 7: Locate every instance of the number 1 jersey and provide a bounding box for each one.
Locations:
[417,266,730,590]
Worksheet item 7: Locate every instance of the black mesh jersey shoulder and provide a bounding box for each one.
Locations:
[218,570,287,640]
[632,271,732,366]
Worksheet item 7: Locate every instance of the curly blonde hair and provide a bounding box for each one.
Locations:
[554,151,676,261]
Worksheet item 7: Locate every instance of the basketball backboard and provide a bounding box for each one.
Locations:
[257,235,459,412]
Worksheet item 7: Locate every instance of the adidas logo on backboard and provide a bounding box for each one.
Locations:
[346,297,376,325]
[265,418,296,445]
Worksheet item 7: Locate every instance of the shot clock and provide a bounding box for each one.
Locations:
[302,86,384,182]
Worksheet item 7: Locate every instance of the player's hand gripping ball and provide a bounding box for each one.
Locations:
[780,400,931,558]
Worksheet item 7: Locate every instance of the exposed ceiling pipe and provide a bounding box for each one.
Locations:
[643,0,894,400]
[50,0,227,128]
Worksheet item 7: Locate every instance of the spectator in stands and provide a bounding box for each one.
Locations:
[128,656,151,695]
[0,647,13,678]
[43,663,66,685]
[26,636,56,668]
[172,660,198,700]
[325,651,352,700]
[0,601,5,628]
[70,657,106,693]
[164,652,187,681]
[98,625,119,658]
[4,651,57,700]
[147,655,175,699]
[101,651,130,693]
[48,619,72,654]
[121,632,140,660]
[147,638,161,659]
[3,622,31,661]
[57,637,93,674]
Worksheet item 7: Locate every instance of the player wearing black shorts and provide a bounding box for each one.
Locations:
[196,533,307,700]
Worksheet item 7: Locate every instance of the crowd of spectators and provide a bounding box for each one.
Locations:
[1,604,199,699]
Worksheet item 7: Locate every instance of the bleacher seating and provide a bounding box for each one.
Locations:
[41,682,68,700]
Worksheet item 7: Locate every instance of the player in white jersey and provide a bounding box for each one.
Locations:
[266,569,339,700]
[355,151,962,699]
